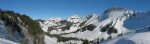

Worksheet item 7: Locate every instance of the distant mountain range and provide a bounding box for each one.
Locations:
[0,7,150,44]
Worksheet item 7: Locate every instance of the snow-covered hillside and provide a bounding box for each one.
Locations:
[0,38,19,44]
[101,31,150,44]
[0,9,45,44]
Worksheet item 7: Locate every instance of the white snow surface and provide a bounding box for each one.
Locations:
[0,20,8,38]
[0,38,19,44]
[68,15,82,23]
[44,35,58,44]
[44,35,83,44]
[39,21,58,32]
[49,23,80,34]
[84,14,99,25]
[62,27,102,41]
[102,32,150,44]
[59,40,83,44]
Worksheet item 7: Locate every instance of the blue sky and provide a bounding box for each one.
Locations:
[0,0,150,20]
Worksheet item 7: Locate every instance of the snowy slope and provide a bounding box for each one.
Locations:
[101,31,150,44]
[0,9,45,44]
[44,35,83,44]
[98,9,133,34]
[62,27,102,41]
[0,38,19,44]
[0,20,19,44]
[39,20,58,32]
[0,20,9,39]
[99,8,150,44]
[84,14,99,26]
[44,35,57,44]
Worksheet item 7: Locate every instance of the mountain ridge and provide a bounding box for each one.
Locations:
[0,7,150,44]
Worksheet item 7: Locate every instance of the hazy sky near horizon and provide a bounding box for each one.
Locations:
[0,0,150,20]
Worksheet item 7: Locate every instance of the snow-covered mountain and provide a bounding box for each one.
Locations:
[1,7,150,44]
[38,7,150,44]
